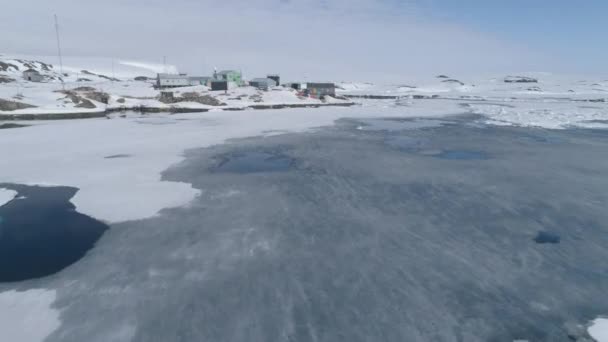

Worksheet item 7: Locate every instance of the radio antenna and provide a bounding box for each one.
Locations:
[54,14,65,90]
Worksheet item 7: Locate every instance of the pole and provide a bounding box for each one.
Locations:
[54,14,65,90]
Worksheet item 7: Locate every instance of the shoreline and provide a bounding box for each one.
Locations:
[0,102,357,121]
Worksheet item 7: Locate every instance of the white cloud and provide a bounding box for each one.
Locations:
[0,0,541,82]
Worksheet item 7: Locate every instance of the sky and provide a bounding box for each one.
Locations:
[0,0,606,82]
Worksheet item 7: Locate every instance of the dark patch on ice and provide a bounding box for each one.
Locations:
[534,231,561,244]
[104,154,131,159]
[0,123,28,129]
[0,183,108,282]
[211,151,294,174]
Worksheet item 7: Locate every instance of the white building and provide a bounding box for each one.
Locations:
[23,69,44,82]
[156,73,190,88]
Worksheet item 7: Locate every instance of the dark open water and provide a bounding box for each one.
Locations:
[31,114,608,342]
[0,184,108,282]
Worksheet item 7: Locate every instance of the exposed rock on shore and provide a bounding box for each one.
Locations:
[0,98,37,111]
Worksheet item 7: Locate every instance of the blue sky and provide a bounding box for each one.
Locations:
[416,0,607,73]
[1,0,606,80]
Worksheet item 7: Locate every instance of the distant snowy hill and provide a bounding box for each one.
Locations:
[0,54,179,82]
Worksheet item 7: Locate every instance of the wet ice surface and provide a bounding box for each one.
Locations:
[210,151,294,174]
[44,116,608,342]
[0,184,108,282]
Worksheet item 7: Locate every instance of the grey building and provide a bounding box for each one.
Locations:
[249,78,277,91]
[267,74,280,86]
[156,73,190,89]
[23,69,44,82]
[286,82,306,91]
[210,80,229,91]
[189,76,212,86]
[306,83,336,98]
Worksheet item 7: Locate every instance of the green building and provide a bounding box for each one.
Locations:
[215,70,244,86]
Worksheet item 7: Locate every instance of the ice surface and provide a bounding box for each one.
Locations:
[0,289,60,342]
[0,103,463,223]
[589,318,608,342]
[38,118,608,341]
[0,188,17,207]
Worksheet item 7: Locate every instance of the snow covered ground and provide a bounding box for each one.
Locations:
[0,188,17,207]
[590,318,608,342]
[0,54,350,116]
[0,289,60,342]
[337,74,608,129]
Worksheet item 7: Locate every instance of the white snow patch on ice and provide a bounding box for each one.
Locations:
[0,289,61,342]
[466,102,608,129]
[589,318,608,342]
[0,188,17,207]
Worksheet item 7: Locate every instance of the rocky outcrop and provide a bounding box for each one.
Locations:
[81,70,120,82]
[159,91,226,106]
[442,79,465,86]
[72,86,97,92]
[0,61,19,72]
[0,75,15,83]
[68,87,110,104]
[504,76,538,83]
[134,76,150,81]
[0,98,37,111]
[57,91,97,109]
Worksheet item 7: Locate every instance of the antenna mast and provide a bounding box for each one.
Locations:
[54,14,65,90]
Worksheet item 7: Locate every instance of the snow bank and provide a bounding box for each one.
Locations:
[589,318,608,342]
[466,102,608,129]
[0,102,463,223]
[0,289,60,342]
[0,188,17,207]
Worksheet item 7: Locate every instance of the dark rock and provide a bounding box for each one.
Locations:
[436,75,449,79]
[80,70,120,82]
[442,79,465,86]
[0,123,28,129]
[534,231,561,244]
[84,91,110,104]
[0,75,15,83]
[159,91,226,106]
[0,98,37,111]
[527,86,542,92]
[117,98,126,104]
[76,78,92,82]
[134,76,150,81]
[0,61,19,72]
[75,98,96,109]
[104,154,131,159]
[72,86,97,92]
[505,76,538,83]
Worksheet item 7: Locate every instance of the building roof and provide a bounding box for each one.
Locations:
[158,73,188,79]
[23,69,40,74]
[307,83,335,88]
[251,78,276,84]
[217,70,240,75]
